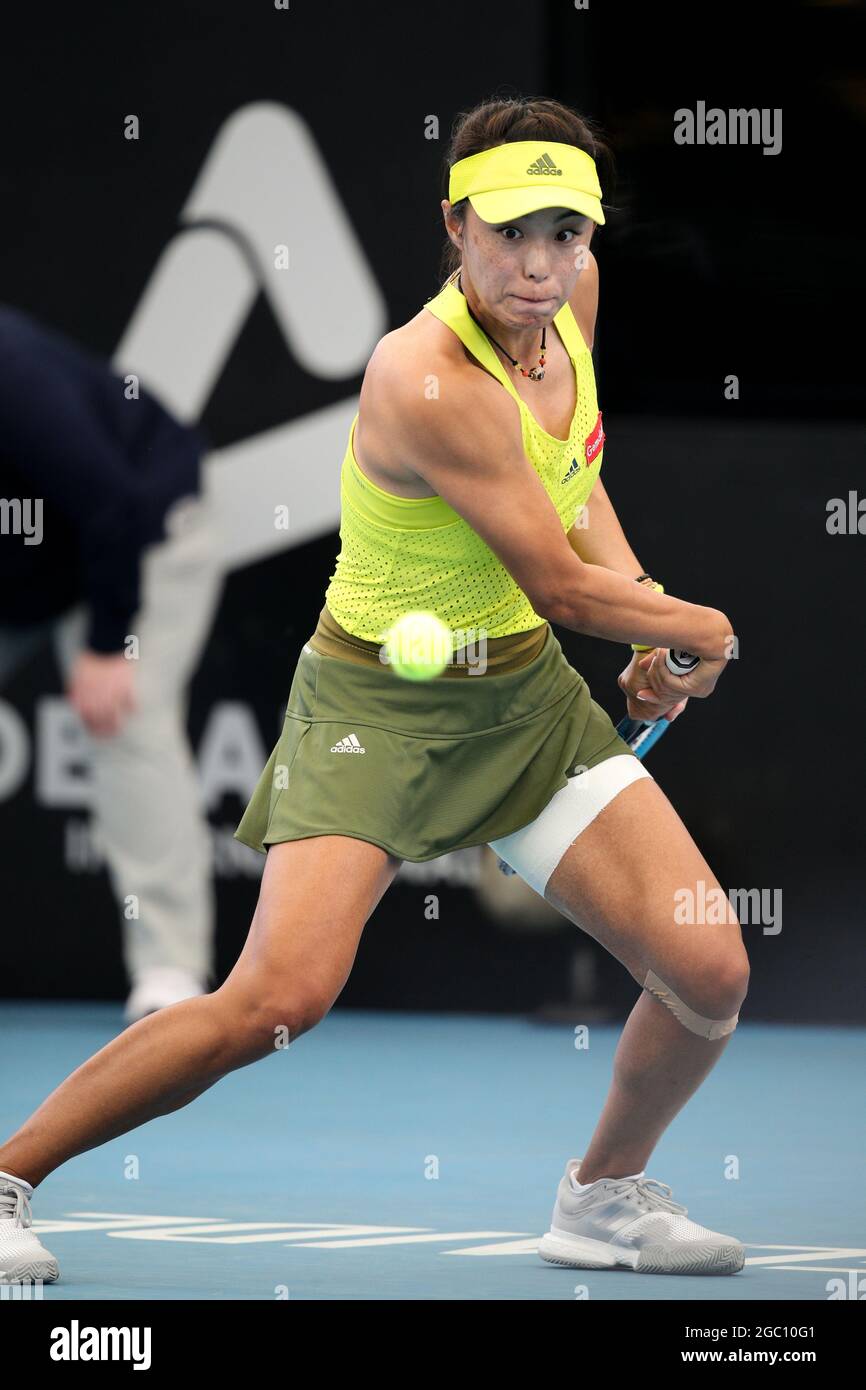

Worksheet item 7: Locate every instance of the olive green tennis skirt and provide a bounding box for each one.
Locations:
[234,623,636,862]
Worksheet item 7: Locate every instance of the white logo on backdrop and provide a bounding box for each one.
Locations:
[114,101,387,569]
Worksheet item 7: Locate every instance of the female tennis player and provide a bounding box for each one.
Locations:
[0,96,748,1282]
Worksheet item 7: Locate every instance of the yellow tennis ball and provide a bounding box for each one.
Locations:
[383,611,452,681]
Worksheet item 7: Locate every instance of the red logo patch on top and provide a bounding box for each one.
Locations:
[584,411,605,466]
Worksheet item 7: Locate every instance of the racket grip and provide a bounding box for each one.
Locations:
[665,649,699,676]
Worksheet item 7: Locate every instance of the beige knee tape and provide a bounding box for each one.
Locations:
[643,969,739,1040]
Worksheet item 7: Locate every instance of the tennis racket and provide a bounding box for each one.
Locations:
[495,648,699,875]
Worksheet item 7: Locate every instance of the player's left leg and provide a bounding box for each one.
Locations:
[495,766,750,1273]
[543,773,749,1181]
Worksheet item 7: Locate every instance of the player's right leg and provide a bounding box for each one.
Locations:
[0,834,401,1283]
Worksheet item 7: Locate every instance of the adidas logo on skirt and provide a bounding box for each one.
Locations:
[330,733,366,754]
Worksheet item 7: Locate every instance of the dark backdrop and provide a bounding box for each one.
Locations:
[1,0,862,1021]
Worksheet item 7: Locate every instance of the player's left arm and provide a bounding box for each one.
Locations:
[568,480,689,720]
[565,250,685,720]
[564,250,645,578]
[566,478,644,576]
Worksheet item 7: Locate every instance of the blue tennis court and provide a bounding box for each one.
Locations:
[4,1003,862,1301]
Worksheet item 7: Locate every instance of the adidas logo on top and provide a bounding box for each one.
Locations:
[330,732,366,754]
[526,152,562,176]
[561,456,581,484]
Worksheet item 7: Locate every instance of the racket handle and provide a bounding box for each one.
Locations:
[665,649,699,676]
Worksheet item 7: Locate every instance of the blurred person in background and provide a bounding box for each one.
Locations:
[0,304,223,1023]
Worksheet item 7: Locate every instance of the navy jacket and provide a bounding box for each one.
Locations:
[0,305,203,652]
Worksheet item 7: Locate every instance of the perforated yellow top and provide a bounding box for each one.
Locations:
[323,276,605,646]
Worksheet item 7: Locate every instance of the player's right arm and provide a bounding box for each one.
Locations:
[381,352,732,665]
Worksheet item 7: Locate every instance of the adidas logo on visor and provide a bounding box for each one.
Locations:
[330,733,366,754]
[526,152,563,176]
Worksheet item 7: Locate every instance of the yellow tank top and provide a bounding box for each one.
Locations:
[322,275,606,647]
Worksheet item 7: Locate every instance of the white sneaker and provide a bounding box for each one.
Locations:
[0,1179,60,1284]
[538,1158,745,1275]
[124,967,208,1024]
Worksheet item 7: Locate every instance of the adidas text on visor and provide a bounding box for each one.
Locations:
[448,141,605,226]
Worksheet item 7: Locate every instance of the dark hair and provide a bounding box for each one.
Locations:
[438,95,615,289]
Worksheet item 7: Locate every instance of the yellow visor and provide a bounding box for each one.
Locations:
[448,140,605,226]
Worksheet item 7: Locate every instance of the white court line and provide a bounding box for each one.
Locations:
[110,1223,426,1244]
[36,1214,865,1265]
[744,1248,866,1266]
[290,1231,527,1249]
[444,1238,541,1257]
[739,1251,866,1262]
[446,1241,866,1261]
[34,1214,211,1233]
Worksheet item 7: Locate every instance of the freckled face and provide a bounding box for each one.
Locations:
[459,203,593,328]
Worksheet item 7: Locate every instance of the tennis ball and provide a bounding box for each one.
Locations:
[383,611,452,681]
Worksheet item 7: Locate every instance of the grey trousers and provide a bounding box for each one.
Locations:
[0,492,224,984]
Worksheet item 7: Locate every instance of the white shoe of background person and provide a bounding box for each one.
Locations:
[0,1178,60,1285]
[538,1157,746,1275]
[124,966,208,1025]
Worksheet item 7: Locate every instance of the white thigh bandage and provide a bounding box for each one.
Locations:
[488,754,652,898]
[643,969,739,1039]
